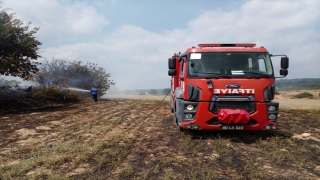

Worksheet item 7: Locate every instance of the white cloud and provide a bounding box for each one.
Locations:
[66,4,109,34]
[187,0,320,46]
[2,0,109,47]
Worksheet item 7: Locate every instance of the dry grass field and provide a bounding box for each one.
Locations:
[275,90,320,110]
[277,90,320,99]
[0,90,319,179]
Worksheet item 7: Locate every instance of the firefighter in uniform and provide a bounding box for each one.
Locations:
[90,86,98,102]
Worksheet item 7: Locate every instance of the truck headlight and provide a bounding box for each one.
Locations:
[268,106,276,111]
[185,114,193,119]
[269,114,276,120]
[186,105,194,111]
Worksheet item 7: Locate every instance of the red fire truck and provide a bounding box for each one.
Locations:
[168,44,289,131]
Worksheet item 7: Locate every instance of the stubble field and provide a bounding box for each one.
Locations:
[0,91,320,179]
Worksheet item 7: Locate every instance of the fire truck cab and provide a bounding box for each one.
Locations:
[168,44,289,131]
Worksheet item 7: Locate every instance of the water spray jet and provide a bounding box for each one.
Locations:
[66,87,90,92]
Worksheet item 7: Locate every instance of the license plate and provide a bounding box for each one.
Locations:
[221,125,244,130]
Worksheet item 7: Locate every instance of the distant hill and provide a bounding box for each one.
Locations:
[276,78,320,90]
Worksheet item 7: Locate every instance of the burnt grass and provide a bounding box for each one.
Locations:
[0,98,319,179]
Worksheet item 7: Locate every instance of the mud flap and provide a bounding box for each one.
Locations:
[217,109,250,124]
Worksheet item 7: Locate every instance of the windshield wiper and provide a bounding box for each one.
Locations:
[197,72,231,78]
[242,71,271,78]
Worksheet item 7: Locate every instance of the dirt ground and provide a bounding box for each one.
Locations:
[0,91,320,179]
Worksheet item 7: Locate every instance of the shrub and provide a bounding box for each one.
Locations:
[293,92,314,99]
[63,90,80,102]
[275,91,280,95]
[33,87,61,100]
[45,87,61,97]
[318,92,320,98]
[33,87,80,102]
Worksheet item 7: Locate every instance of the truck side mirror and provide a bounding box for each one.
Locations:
[280,69,288,76]
[281,57,289,69]
[168,58,176,69]
[168,69,176,76]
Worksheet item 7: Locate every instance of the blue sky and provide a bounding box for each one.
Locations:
[2,0,320,90]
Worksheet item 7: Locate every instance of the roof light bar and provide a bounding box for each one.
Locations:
[198,44,256,47]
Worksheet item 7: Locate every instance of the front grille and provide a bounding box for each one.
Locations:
[209,101,256,114]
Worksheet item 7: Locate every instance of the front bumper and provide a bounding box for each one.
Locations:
[176,100,279,130]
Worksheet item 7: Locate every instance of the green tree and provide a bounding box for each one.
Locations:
[0,6,42,79]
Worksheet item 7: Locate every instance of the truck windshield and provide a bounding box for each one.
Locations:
[188,52,273,78]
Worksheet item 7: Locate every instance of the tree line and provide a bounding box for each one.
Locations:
[276,78,320,90]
